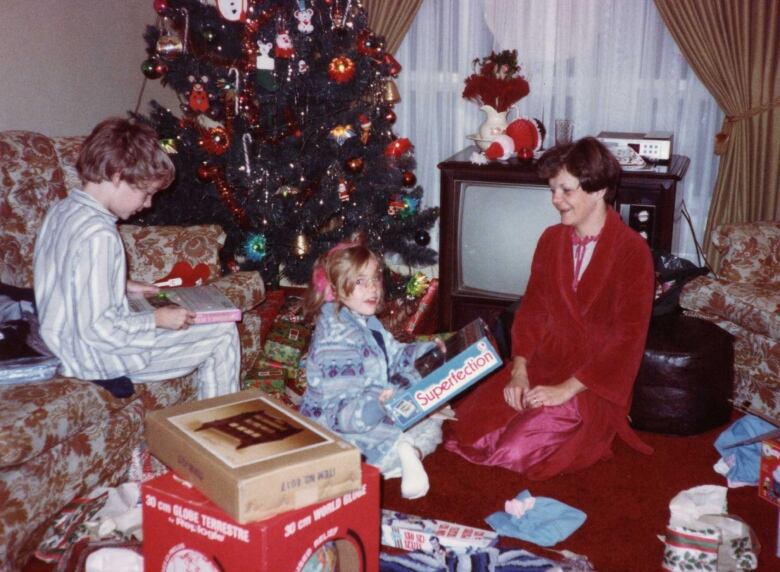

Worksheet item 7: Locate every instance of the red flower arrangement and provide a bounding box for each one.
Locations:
[462,50,530,112]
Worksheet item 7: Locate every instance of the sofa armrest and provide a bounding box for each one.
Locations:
[210,271,266,312]
[680,276,780,340]
[119,224,226,284]
[713,221,780,284]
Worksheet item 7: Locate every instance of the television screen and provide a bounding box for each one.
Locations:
[458,181,560,298]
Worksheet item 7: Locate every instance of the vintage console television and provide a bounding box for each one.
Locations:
[437,147,689,331]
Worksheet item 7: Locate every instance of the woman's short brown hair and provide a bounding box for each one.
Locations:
[76,117,175,189]
[536,136,621,203]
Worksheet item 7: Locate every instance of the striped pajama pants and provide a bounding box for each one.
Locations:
[129,321,240,399]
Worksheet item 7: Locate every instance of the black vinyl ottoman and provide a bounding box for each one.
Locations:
[630,313,734,435]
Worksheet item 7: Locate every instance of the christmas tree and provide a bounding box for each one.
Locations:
[133,0,438,291]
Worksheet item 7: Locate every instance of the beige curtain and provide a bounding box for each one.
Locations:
[362,0,424,54]
[655,0,780,267]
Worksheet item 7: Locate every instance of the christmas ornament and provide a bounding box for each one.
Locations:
[387,196,405,215]
[156,34,183,60]
[141,58,166,79]
[159,138,177,154]
[292,233,311,258]
[402,171,416,187]
[357,30,382,57]
[385,138,412,158]
[384,53,402,77]
[198,126,230,155]
[414,230,431,246]
[244,233,267,262]
[274,185,301,197]
[328,124,355,146]
[275,30,294,59]
[214,171,250,227]
[400,196,419,219]
[405,272,431,298]
[156,18,183,60]
[217,0,248,22]
[383,109,397,124]
[328,56,355,84]
[294,8,314,33]
[188,75,210,113]
[382,80,401,104]
[255,41,276,91]
[358,114,371,144]
[153,0,169,16]
[345,156,364,173]
[337,179,352,202]
[298,60,309,74]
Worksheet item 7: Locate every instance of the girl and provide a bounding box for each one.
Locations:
[299,242,443,499]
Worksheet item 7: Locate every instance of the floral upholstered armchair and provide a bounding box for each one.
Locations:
[0,130,266,570]
[680,221,780,424]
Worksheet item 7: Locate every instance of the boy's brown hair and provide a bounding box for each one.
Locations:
[76,117,175,189]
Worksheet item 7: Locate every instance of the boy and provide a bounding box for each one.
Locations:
[33,118,239,399]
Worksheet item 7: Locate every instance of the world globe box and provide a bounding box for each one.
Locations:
[385,318,502,430]
[142,464,379,572]
[145,390,362,523]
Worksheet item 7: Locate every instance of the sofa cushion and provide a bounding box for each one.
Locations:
[680,276,780,340]
[714,221,780,284]
[119,224,225,284]
[51,135,86,192]
[0,375,195,469]
[0,131,69,289]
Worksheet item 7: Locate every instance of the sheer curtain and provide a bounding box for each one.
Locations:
[395,0,723,262]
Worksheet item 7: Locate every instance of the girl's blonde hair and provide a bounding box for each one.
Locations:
[303,242,385,319]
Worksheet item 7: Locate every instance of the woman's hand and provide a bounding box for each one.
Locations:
[523,377,586,409]
[154,306,196,330]
[127,280,159,295]
[503,357,530,411]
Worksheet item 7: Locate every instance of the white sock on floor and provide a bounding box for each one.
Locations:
[398,440,429,499]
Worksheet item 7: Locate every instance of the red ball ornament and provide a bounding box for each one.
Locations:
[383,109,397,124]
[385,138,412,158]
[518,146,534,162]
[328,56,356,84]
[198,126,230,155]
[153,0,169,15]
[345,156,364,173]
[402,171,416,187]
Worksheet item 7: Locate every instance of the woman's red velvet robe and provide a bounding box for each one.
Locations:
[444,208,655,479]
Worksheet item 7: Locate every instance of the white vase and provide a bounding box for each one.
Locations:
[477,105,510,148]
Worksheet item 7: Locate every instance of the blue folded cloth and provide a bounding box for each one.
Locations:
[485,490,586,547]
[714,414,776,485]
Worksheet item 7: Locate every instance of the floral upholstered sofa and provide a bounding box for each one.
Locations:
[0,130,266,570]
[680,221,780,424]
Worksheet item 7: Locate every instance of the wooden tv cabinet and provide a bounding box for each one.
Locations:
[437,147,689,332]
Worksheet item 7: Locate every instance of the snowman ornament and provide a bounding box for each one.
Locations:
[216,0,248,22]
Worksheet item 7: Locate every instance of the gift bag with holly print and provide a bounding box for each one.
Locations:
[661,485,759,571]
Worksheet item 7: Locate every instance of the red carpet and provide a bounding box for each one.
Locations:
[381,418,776,571]
[23,417,776,571]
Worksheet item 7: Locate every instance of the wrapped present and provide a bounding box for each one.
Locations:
[263,320,313,366]
[256,290,287,345]
[403,278,438,335]
[277,295,306,323]
[242,372,286,396]
[253,352,297,380]
[285,357,308,406]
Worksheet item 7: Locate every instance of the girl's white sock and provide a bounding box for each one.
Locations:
[397,440,429,499]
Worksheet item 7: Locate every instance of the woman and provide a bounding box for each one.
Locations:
[444,137,655,479]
